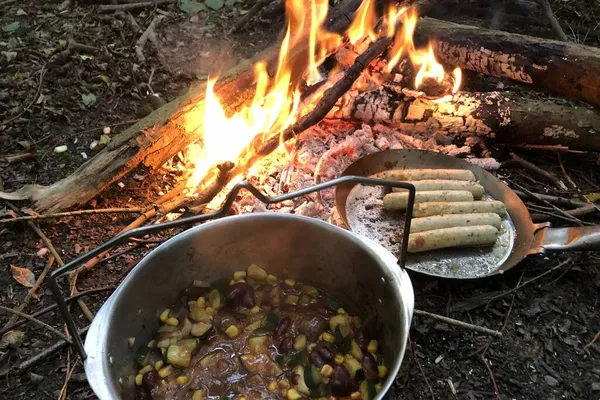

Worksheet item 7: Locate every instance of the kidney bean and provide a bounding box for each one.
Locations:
[330,366,356,397]
[279,337,295,353]
[354,327,370,350]
[274,317,291,339]
[315,341,336,361]
[363,353,379,380]
[290,373,300,386]
[298,314,327,341]
[241,286,256,308]
[142,370,160,393]
[309,350,326,368]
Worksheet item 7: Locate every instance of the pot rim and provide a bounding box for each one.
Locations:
[84,212,414,399]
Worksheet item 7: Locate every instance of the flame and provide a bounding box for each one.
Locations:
[451,67,462,94]
[346,0,378,45]
[185,0,464,191]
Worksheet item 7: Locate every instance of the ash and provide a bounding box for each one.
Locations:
[221,121,496,228]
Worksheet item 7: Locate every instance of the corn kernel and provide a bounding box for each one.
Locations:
[239,396,247,400]
[322,332,335,343]
[165,317,179,327]
[159,309,170,322]
[233,271,247,281]
[352,316,361,327]
[294,334,307,351]
[135,374,143,386]
[350,392,361,400]
[368,340,379,354]
[196,297,206,307]
[280,389,288,398]
[225,325,239,338]
[375,383,383,393]
[284,279,296,287]
[287,389,302,400]
[320,364,334,378]
[337,308,346,315]
[154,360,164,370]
[176,375,188,385]
[139,365,152,375]
[250,306,260,314]
[158,365,173,378]
[334,354,344,365]
[301,285,319,297]
[236,279,246,284]
[378,365,388,378]
[229,279,236,286]
[277,379,289,389]
[308,343,317,351]
[192,390,206,400]
[266,274,278,285]
[267,381,278,392]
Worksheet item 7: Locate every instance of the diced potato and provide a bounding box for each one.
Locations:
[191,322,212,337]
[233,271,247,281]
[158,365,173,378]
[247,264,268,281]
[167,345,191,368]
[294,335,307,351]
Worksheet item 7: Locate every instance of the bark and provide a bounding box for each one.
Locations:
[5,0,364,212]
[333,85,600,151]
[415,17,600,108]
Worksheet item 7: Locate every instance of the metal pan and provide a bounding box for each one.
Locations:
[334,149,600,279]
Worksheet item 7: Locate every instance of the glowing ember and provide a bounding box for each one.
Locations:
[185,0,463,191]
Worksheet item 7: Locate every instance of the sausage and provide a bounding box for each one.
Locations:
[391,179,485,199]
[383,168,476,182]
[407,225,499,253]
[410,213,502,233]
[412,201,506,217]
[383,190,474,210]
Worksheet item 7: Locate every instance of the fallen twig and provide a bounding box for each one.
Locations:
[513,190,588,208]
[19,326,89,370]
[135,16,163,62]
[512,181,584,225]
[51,41,97,65]
[536,0,569,41]
[58,354,79,400]
[408,336,435,400]
[0,286,115,336]
[451,257,573,312]
[98,0,175,12]
[5,202,95,322]
[503,152,568,190]
[530,204,597,223]
[414,309,503,337]
[585,331,600,349]
[1,257,55,332]
[480,345,502,400]
[0,305,70,342]
[0,152,35,165]
[0,207,143,225]
[230,0,272,33]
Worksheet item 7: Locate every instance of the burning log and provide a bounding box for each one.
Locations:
[334,86,600,151]
[415,17,600,108]
[0,0,365,213]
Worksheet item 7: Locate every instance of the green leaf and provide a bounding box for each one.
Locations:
[204,0,224,10]
[81,93,97,106]
[98,75,110,84]
[2,21,20,33]
[179,0,206,13]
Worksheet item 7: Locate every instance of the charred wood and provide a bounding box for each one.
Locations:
[415,17,600,107]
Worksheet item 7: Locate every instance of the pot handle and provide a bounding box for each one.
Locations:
[540,225,600,252]
[48,177,416,360]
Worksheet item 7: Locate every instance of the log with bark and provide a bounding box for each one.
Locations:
[0,0,365,213]
[332,85,600,151]
[415,17,600,108]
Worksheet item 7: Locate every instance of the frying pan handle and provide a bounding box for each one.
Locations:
[541,226,600,252]
[48,176,416,360]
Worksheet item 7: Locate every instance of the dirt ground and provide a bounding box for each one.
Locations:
[1,0,599,399]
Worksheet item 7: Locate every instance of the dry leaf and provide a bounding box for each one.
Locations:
[36,247,48,258]
[75,243,82,254]
[10,265,36,288]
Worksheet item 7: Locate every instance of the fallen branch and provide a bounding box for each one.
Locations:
[530,204,597,223]
[413,309,503,337]
[513,190,589,208]
[511,181,584,225]
[19,326,89,370]
[536,0,569,41]
[0,305,70,342]
[0,152,35,165]
[0,207,142,225]
[1,257,55,332]
[98,0,175,12]
[230,0,271,33]
[0,286,115,336]
[51,41,97,65]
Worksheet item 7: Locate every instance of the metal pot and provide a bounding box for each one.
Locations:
[84,213,415,399]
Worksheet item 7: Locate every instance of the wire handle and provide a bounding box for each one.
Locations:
[49,176,415,359]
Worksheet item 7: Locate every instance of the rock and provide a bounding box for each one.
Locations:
[544,375,559,387]
[591,382,600,391]
[30,373,44,383]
